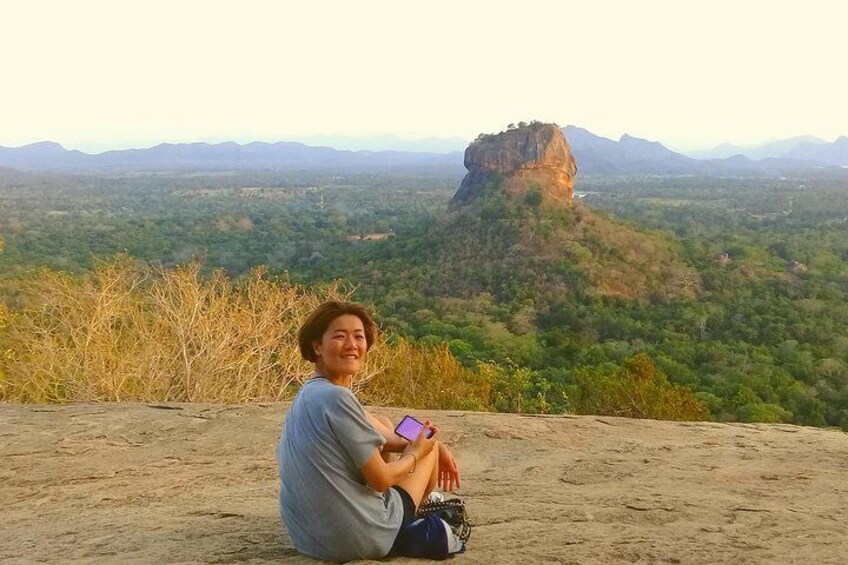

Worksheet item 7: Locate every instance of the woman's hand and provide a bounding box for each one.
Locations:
[405,422,439,461]
[437,442,461,492]
[363,423,439,492]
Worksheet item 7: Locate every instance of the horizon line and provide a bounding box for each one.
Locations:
[1,128,845,156]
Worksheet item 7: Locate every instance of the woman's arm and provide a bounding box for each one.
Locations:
[437,441,461,492]
[364,410,408,453]
[360,425,439,492]
[364,412,461,492]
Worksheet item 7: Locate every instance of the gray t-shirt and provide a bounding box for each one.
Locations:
[276,377,404,561]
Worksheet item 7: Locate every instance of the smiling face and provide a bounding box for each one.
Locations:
[312,314,368,381]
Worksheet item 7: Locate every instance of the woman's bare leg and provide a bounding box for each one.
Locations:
[396,447,439,508]
[377,416,395,463]
[372,414,438,500]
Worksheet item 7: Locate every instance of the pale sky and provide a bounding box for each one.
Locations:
[2,0,845,153]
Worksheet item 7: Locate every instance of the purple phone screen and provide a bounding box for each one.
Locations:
[395,416,433,441]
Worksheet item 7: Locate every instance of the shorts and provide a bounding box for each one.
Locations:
[391,485,416,530]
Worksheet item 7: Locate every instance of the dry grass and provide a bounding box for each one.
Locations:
[0,258,347,402]
[0,257,494,409]
[357,339,491,411]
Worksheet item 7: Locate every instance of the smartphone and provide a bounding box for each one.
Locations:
[394,415,434,442]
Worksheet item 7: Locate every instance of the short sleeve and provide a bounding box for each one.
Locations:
[325,388,385,468]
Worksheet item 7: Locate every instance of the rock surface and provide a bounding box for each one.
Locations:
[2,403,847,564]
[452,124,578,206]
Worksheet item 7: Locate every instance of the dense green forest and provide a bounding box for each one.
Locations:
[0,169,457,276]
[1,168,847,428]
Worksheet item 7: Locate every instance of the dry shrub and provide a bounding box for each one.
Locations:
[0,302,7,384]
[0,257,349,403]
[568,353,708,421]
[0,234,5,383]
[0,256,494,409]
[357,339,491,411]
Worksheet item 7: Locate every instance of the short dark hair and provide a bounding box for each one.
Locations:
[297,301,378,362]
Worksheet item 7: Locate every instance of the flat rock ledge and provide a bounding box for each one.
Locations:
[2,403,847,564]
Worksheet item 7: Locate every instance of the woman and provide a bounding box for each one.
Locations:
[276,301,461,562]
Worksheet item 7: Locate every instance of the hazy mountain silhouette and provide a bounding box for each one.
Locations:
[783,136,848,166]
[562,126,710,175]
[688,135,828,160]
[0,141,464,174]
[0,141,89,169]
[560,127,847,175]
[1,129,847,175]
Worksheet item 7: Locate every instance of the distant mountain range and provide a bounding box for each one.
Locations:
[686,135,828,160]
[562,126,700,175]
[684,135,848,165]
[562,126,848,175]
[1,128,847,176]
[0,140,464,175]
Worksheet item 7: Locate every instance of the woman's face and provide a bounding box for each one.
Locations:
[313,314,368,378]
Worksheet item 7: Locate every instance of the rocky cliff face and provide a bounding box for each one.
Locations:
[451,123,578,206]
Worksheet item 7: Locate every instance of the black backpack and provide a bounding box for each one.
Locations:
[393,497,471,560]
[416,498,472,544]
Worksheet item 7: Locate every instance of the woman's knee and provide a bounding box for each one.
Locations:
[397,447,438,506]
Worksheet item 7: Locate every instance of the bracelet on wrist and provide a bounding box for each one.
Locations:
[402,451,417,473]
